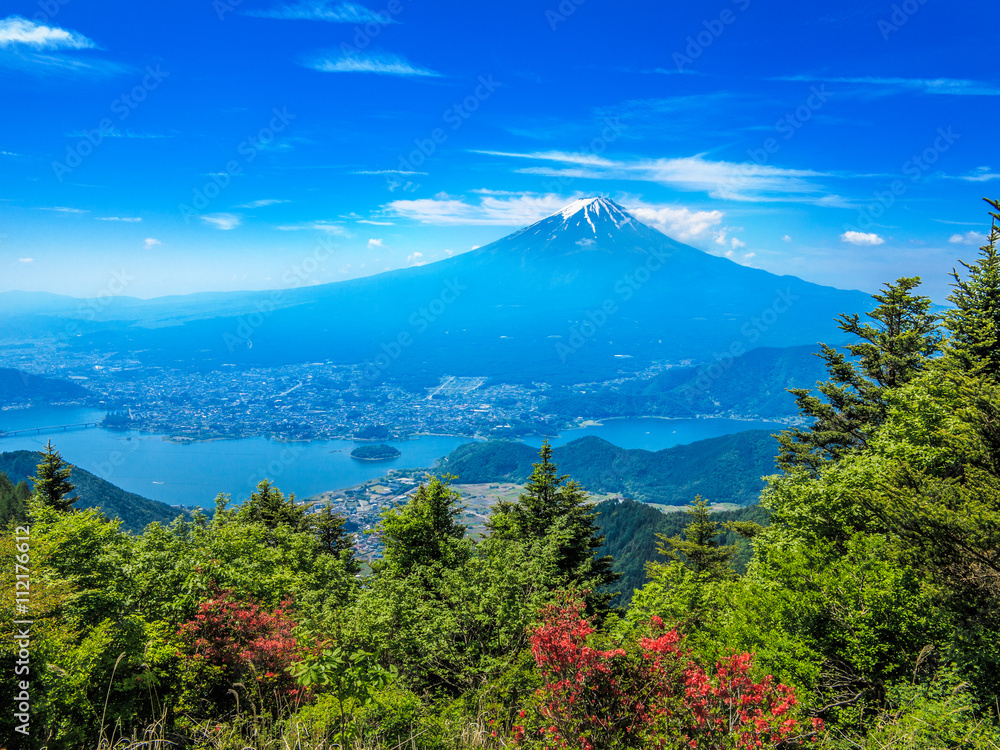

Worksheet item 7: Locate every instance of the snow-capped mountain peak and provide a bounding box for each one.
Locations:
[554,196,633,232]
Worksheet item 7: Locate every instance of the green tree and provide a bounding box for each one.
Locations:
[377,475,470,572]
[312,498,361,576]
[488,441,618,606]
[237,478,306,534]
[944,197,1000,380]
[657,496,738,579]
[0,471,30,525]
[778,277,941,473]
[31,440,78,512]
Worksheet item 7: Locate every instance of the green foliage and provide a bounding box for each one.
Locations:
[655,496,738,578]
[488,441,618,610]
[309,498,361,575]
[0,470,30,526]
[378,475,472,572]
[594,499,768,608]
[31,440,78,512]
[778,277,940,473]
[290,640,395,746]
[237,478,307,536]
[944,198,1000,380]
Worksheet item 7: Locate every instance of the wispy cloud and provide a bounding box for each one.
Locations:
[236,198,290,208]
[357,219,395,225]
[201,213,241,230]
[301,50,440,77]
[949,231,989,246]
[473,150,846,206]
[17,257,33,263]
[0,16,95,50]
[367,238,383,248]
[949,166,1000,182]
[275,220,348,234]
[352,169,428,176]
[97,216,142,222]
[245,1,393,23]
[0,16,127,77]
[36,206,88,214]
[385,192,579,226]
[144,237,161,249]
[775,75,1000,96]
[841,231,885,246]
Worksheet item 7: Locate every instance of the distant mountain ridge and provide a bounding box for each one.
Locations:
[0,368,90,407]
[0,197,873,385]
[0,450,189,532]
[543,344,830,420]
[440,429,780,506]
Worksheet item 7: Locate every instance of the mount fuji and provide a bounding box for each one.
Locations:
[2,197,873,384]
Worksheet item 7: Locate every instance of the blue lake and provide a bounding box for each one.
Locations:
[522,417,786,452]
[1,407,784,507]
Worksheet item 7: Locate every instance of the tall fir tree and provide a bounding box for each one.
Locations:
[312,498,361,575]
[378,475,470,572]
[488,441,618,603]
[31,440,78,512]
[237,479,306,533]
[655,496,737,579]
[944,197,1000,380]
[778,277,941,473]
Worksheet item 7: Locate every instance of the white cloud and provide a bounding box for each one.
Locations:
[236,198,290,208]
[730,237,746,249]
[244,1,393,23]
[954,166,1000,182]
[782,234,792,242]
[385,192,578,226]
[626,201,725,241]
[97,216,142,222]
[0,16,95,50]
[367,238,383,248]
[774,75,1000,97]
[474,150,846,206]
[37,206,87,213]
[301,51,440,77]
[743,252,756,260]
[352,169,427,176]
[406,251,424,266]
[201,213,241,231]
[17,257,33,263]
[276,220,347,234]
[357,219,395,225]
[144,237,161,249]
[386,192,742,248]
[841,231,885,246]
[949,231,989,245]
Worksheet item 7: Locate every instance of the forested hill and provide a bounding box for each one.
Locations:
[0,367,90,406]
[0,450,188,532]
[440,430,779,506]
[594,498,769,607]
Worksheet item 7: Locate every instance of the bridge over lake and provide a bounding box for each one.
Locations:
[0,421,101,438]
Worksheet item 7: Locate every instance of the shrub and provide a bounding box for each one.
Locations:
[517,598,824,749]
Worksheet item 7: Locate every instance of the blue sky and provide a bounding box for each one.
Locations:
[1,0,998,301]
